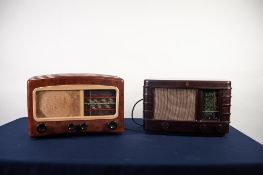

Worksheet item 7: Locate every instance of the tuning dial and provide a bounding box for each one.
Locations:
[37,123,47,133]
[107,121,117,130]
[68,123,75,132]
[80,123,88,131]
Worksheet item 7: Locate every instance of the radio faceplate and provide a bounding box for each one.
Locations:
[33,85,119,121]
[28,74,124,137]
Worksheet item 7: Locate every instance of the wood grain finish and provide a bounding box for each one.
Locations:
[28,73,124,137]
[143,80,231,135]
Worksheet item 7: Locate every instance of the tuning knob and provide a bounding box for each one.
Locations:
[80,123,88,131]
[107,121,117,130]
[68,123,75,132]
[199,123,207,132]
[216,124,225,134]
[37,123,47,133]
[161,121,170,130]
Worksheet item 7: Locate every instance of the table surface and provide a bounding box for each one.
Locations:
[0,118,263,175]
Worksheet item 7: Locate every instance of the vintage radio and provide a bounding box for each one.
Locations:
[143,80,231,135]
[27,74,124,137]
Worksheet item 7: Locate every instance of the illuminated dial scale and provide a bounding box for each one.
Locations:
[84,90,116,116]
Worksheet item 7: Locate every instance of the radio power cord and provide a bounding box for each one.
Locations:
[131,99,143,127]
[124,98,143,132]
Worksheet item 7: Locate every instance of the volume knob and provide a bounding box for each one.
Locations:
[161,121,170,130]
[68,123,76,132]
[216,124,225,134]
[80,123,88,131]
[107,121,117,130]
[37,123,47,133]
[199,123,207,132]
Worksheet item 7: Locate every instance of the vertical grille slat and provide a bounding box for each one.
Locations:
[154,88,196,121]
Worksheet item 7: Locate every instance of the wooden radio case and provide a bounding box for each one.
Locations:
[143,80,231,135]
[27,74,124,137]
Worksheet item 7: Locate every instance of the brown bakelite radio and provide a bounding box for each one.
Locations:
[143,80,231,135]
[27,74,124,137]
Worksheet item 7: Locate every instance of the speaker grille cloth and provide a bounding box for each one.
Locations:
[154,88,196,121]
[36,91,80,118]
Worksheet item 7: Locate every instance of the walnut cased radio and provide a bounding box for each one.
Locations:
[27,74,124,137]
[143,80,231,135]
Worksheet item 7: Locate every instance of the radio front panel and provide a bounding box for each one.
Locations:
[153,88,220,122]
[33,85,119,121]
[143,80,231,135]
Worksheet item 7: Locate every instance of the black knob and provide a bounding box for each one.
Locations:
[216,124,225,134]
[80,123,88,131]
[37,123,47,133]
[199,123,207,132]
[68,123,75,132]
[161,121,170,130]
[107,121,117,130]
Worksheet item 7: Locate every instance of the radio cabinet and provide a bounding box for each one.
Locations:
[27,74,124,137]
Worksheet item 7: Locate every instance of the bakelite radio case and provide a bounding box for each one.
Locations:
[143,80,232,135]
[27,74,124,137]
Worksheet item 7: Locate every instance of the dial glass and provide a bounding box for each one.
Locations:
[201,90,219,120]
[84,90,116,116]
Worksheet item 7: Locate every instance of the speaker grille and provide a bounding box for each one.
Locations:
[154,88,197,121]
[36,91,80,118]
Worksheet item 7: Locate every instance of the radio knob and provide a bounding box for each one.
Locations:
[161,121,170,130]
[68,123,76,132]
[199,123,207,132]
[107,121,117,130]
[216,124,225,134]
[37,123,47,133]
[80,123,88,131]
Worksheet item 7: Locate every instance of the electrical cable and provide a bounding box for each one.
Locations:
[131,98,143,127]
